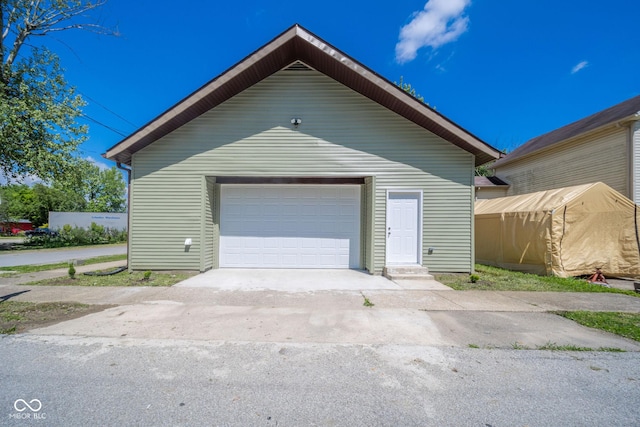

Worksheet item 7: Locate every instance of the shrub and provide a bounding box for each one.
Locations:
[68,263,76,279]
[25,223,127,248]
[469,274,480,283]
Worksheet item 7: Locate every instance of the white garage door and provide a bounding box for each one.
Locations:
[220,185,361,268]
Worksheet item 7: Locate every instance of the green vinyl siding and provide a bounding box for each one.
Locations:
[130,69,474,273]
[128,174,203,270]
[200,176,216,271]
[363,176,375,273]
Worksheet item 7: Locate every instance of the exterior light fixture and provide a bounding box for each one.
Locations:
[291,118,302,126]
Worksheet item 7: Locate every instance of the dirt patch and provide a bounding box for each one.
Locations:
[26,270,197,287]
[0,301,114,334]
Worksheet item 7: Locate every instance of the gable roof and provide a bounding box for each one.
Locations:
[494,94,640,168]
[104,24,500,167]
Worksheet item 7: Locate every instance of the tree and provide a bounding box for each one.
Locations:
[0,1,112,182]
[0,185,11,226]
[0,183,40,225]
[395,76,435,109]
[53,159,126,212]
[395,76,425,102]
[0,182,76,225]
[475,163,494,177]
[0,48,86,181]
[82,163,126,212]
[0,160,126,226]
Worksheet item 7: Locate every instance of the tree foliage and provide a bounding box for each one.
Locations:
[64,159,127,212]
[475,163,494,177]
[1,182,77,226]
[0,161,126,226]
[395,76,425,103]
[0,0,111,182]
[394,76,436,109]
[0,48,87,181]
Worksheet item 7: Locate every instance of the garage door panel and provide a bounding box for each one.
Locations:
[220,185,360,268]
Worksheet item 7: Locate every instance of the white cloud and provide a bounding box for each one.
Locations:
[571,60,589,74]
[86,156,111,171]
[395,0,472,64]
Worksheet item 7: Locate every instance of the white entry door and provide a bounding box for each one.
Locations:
[386,191,421,265]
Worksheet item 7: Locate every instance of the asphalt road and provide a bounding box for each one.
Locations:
[1,335,638,426]
[0,244,126,267]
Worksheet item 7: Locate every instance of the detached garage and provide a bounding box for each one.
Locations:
[105,25,500,274]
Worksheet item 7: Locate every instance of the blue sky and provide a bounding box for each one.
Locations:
[37,0,640,169]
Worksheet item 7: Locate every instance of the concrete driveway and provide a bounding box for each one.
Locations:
[174,268,452,291]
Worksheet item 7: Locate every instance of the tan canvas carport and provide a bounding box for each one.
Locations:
[475,182,640,278]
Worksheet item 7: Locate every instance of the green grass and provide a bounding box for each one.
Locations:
[434,264,639,296]
[24,269,197,287]
[469,341,624,351]
[554,311,640,342]
[0,254,127,275]
[511,341,530,350]
[510,340,625,352]
[534,342,625,352]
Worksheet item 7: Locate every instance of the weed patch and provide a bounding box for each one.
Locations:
[361,293,375,307]
[536,342,594,351]
[507,340,625,352]
[511,341,530,350]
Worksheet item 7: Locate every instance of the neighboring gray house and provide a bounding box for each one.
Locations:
[105,24,500,274]
[491,95,640,203]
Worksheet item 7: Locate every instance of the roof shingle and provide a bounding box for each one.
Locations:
[494,94,640,168]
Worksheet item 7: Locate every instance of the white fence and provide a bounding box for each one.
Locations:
[49,212,127,231]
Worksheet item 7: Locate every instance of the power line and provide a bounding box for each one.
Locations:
[80,113,128,137]
[80,92,139,129]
